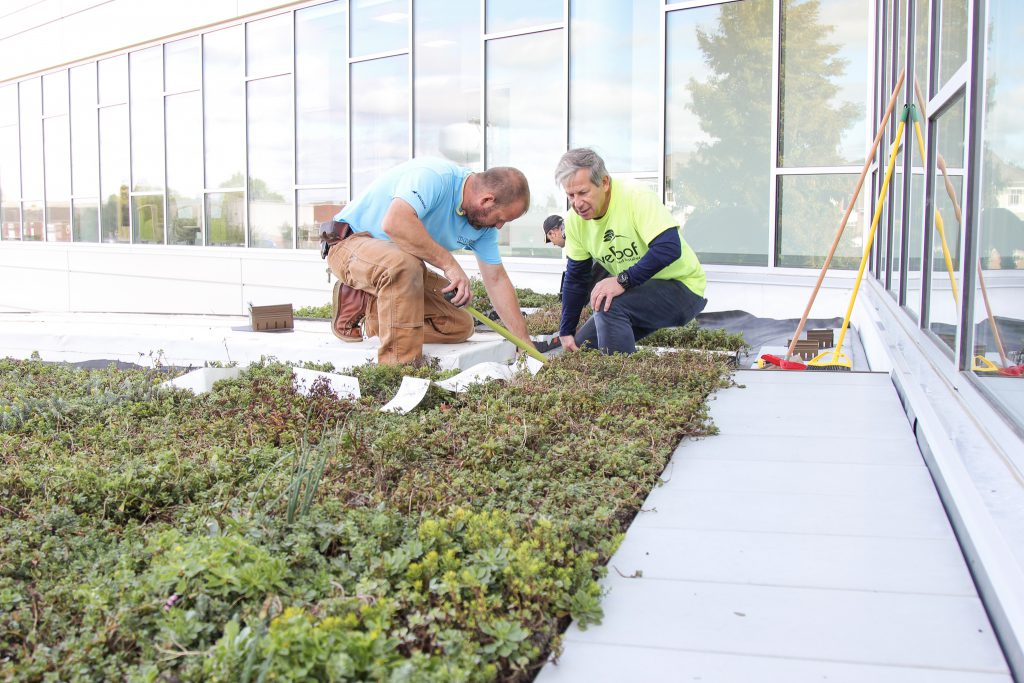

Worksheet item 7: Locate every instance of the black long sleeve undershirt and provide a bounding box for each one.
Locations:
[559,227,682,337]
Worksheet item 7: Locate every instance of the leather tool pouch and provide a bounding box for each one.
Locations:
[320,221,370,338]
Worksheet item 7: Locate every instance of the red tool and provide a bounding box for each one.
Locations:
[760,354,807,371]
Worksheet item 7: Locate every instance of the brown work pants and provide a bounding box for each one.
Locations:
[326,232,474,365]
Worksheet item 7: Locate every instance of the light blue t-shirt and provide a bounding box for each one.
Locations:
[335,158,502,265]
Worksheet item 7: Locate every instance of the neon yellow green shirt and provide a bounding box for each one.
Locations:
[563,179,706,297]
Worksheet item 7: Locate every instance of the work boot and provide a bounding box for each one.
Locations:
[332,280,364,343]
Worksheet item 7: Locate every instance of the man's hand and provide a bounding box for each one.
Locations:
[590,278,625,312]
[559,335,579,352]
[442,262,472,307]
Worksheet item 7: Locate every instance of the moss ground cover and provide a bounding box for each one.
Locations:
[0,349,733,681]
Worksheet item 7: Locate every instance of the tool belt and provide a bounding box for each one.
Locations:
[320,220,370,338]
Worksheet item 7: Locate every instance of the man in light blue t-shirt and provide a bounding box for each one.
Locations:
[326,157,536,365]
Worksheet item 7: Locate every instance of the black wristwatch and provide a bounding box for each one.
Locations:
[616,270,632,290]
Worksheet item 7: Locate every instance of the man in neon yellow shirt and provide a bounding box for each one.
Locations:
[555,148,707,354]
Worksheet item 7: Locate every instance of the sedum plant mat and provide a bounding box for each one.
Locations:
[0,350,733,682]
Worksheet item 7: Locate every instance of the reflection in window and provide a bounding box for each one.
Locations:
[247,13,292,78]
[99,104,129,243]
[414,0,481,167]
[974,0,1024,423]
[570,0,658,173]
[486,0,561,34]
[777,174,861,269]
[666,1,772,266]
[132,195,165,244]
[298,189,346,250]
[351,55,409,196]
[98,54,127,105]
[296,1,348,186]
[486,30,563,257]
[165,36,200,93]
[248,76,293,248]
[166,92,203,245]
[0,109,20,239]
[130,46,164,192]
[72,199,99,243]
[350,0,407,58]
[19,79,43,205]
[779,0,867,166]
[926,95,966,353]
[935,0,967,94]
[207,192,245,247]
[44,116,71,242]
[22,201,44,242]
[204,26,245,190]
[70,64,99,199]
[42,71,68,116]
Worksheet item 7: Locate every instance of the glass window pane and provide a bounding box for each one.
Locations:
[98,54,127,105]
[165,36,200,94]
[888,167,904,295]
[486,30,563,257]
[22,200,43,241]
[351,0,407,58]
[486,0,561,34]
[935,0,967,94]
[70,64,99,197]
[72,198,99,242]
[351,55,409,195]
[666,1,772,266]
[44,116,71,241]
[130,46,164,191]
[99,104,129,243]
[414,0,481,167]
[297,188,347,250]
[132,194,165,244]
[779,0,868,167]
[296,1,348,185]
[904,0,930,318]
[0,124,19,239]
[248,75,293,248]
[0,84,16,126]
[247,13,292,78]
[777,174,862,269]
[206,191,245,246]
[42,70,68,116]
[570,0,659,173]
[166,92,203,246]
[926,95,966,353]
[19,79,43,202]
[204,26,246,189]
[975,0,1023,415]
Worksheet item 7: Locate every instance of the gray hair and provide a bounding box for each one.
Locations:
[555,148,609,188]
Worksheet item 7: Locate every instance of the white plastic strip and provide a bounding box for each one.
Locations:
[159,367,243,394]
[379,376,432,414]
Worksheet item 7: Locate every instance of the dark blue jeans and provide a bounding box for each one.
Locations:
[575,278,707,354]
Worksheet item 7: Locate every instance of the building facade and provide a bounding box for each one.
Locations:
[0,0,1022,432]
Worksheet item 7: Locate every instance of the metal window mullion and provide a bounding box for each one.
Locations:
[291,8,298,248]
[957,0,983,374]
[563,0,570,163]
[243,35,250,249]
[160,59,168,245]
[768,0,781,268]
[927,61,970,119]
[65,68,74,241]
[897,0,918,307]
[408,0,414,161]
[658,1,667,204]
[480,0,487,169]
[39,80,48,242]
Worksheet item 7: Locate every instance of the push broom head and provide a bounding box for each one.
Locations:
[806,350,852,372]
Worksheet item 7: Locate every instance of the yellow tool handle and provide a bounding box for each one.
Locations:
[464,305,548,364]
[832,112,908,362]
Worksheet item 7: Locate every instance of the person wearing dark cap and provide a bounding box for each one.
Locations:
[544,213,610,300]
[554,148,706,354]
